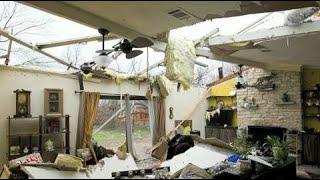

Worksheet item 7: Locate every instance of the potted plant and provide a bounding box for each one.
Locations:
[266,136,289,164]
[232,137,255,174]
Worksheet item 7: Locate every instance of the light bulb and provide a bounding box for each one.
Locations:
[93,54,114,69]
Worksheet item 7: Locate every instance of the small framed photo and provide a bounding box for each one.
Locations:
[44,89,63,117]
[49,92,59,101]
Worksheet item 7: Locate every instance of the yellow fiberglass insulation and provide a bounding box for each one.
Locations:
[156,75,173,97]
[165,37,195,90]
[54,154,84,171]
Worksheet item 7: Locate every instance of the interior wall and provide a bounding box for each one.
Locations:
[165,85,208,138]
[0,65,150,164]
[302,68,320,131]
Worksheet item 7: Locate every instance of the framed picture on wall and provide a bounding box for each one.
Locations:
[44,89,63,117]
[175,120,192,135]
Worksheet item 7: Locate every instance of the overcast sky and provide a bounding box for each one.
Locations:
[1,1,290,84]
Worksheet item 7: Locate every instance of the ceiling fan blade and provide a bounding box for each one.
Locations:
[126,50,143,59]
[131,37,154,48]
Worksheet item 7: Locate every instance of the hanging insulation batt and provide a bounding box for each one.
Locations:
[156,75,173,97]
[165,37,196,90]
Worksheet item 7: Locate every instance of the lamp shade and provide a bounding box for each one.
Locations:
[93,54,114,68]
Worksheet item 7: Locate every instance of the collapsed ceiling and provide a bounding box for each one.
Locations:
[20,1,320,40]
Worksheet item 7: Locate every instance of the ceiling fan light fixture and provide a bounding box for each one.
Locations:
[93,53,114,68]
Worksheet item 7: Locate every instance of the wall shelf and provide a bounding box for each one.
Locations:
[7,115,70,161]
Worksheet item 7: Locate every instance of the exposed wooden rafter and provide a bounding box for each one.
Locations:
[0,28,78,69]
[36,35,119,49]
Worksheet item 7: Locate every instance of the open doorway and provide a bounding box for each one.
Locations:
[92,95,152,160]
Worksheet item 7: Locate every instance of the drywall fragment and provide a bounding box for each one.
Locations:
[156,75,173,97]
[161,144,230,175]
[284,7,320,26]
[165,36,195,90]
[88,154,138,179]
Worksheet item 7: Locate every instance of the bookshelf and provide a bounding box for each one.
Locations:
[7,115,70,162]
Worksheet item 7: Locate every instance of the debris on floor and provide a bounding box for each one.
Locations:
[2,133,312,179]
[20,166,89,179]
[171,163,213,179]
[54,154,84,171]
[88,153,138,179]
[161,143,231,175]
[166,134,195,160]
[297,165,320,179]
[135,157,161,169]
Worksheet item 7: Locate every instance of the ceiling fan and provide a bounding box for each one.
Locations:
[80,28,154,74]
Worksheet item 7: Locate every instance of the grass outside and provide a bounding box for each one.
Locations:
[93,127,151,149]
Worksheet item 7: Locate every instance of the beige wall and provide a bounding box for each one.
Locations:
[0,66,150,164]
[165,85,208,138]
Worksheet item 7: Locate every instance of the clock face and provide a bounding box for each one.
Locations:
[18,93,27,104]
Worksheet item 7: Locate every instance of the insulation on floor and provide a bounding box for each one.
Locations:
[161,144,231,175]
[165,36,195,90]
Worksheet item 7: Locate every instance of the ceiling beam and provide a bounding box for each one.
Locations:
[36,35,119,49]
[137,59,165,76]
[0,28,78,69]
[208,20,320,46]
[19,1,151,40]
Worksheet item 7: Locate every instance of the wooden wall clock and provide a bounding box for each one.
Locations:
[13,89,31,118]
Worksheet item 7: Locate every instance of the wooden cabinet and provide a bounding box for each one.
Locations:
[205,126,237,143]
[302,132,320,165]
[8,115,70,162]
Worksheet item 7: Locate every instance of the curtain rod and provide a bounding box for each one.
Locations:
[74,91,148,100]
[74,90,126,96]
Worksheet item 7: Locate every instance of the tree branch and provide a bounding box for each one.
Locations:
[3,2,17,30]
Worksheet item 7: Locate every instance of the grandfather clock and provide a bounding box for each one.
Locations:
[14,89,31,118]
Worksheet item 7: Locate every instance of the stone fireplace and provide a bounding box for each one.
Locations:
[237,68,303,131]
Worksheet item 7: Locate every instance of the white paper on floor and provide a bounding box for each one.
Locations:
[21,166,89,179]
[88,153,138,179]
[161,143,231,175]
